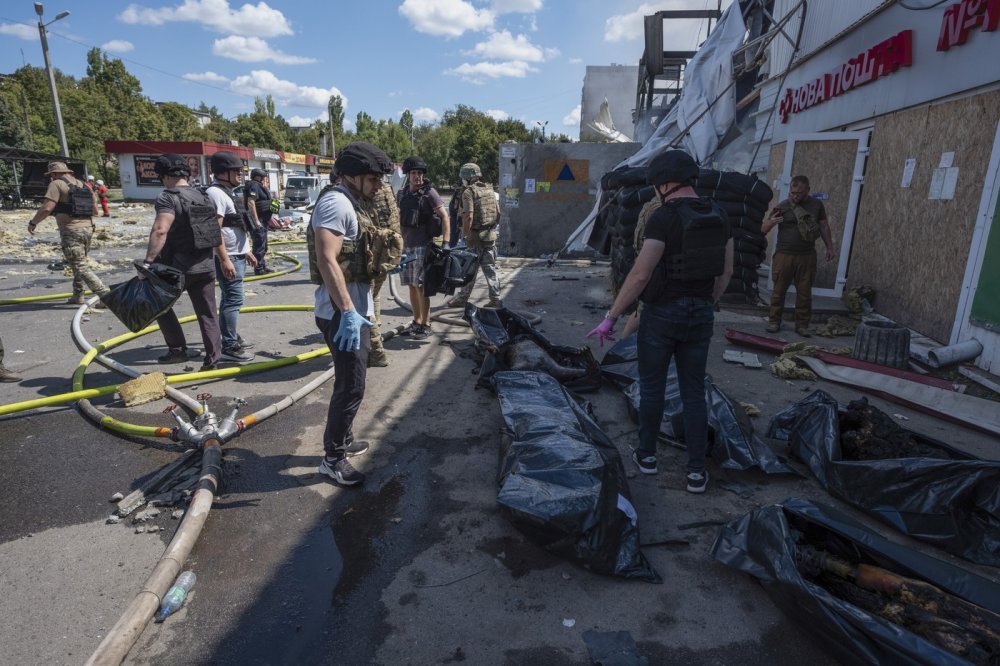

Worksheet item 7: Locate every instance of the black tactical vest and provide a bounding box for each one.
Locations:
[209,183,251,230]
[397,183,435,229]
[166,187,222,253]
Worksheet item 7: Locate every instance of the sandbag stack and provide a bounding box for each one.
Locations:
[597,166,655,294]
[693,169,774,302]
[594,164,773,301]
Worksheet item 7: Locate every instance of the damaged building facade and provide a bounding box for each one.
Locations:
[750,0,1000,373]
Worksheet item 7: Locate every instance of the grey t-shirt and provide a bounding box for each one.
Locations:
[311,187,374,320]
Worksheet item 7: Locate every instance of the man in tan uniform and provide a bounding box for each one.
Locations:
[362,181,402,367]
[28,162,109,304]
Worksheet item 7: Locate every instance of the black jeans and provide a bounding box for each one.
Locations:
[250,221,269,271]
[316,314,369,459]
[157,271,222,366]
[637,297,715,473]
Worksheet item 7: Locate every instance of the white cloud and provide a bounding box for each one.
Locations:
[288,112,326,127]
[212,35,315,64]
[412,107,441,123]
[101,39,135,53]
[492,0,542,12]
[470,31,556,62]
[605,1,732,44]
[183,71,231,83]
[446,60,536,83]
[486,109,510,120]
[604,3,660,42]
[0,23,37,40]
[563,104,581,126]
[399,0,493,38]
[568,57,583,64]
[119,0,293,38]
[228,69,346,108]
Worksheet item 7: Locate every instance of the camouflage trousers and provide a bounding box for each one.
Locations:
[370,273,386,354]
[60,227,108,296]
[454,239,501,302]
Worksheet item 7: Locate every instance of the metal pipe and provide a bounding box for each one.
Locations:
[927,339,983,368]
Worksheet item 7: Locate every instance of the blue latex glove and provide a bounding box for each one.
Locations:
[333,310,374,352]
[389,254,410,275]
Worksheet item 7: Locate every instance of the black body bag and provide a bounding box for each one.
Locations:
[100,262,186,333]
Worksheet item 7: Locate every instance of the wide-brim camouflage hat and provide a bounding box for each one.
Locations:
[45,161,73,175]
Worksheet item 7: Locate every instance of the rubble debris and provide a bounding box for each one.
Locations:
[132,507,161,523]
[768,390,1000,565]
[844,285,876,319]
[117,371,167,406]
[106,515,120,525]
[722,350,762,368]
[839,398,949,460]
[740,402,760,417]
[109,492,124,502]
[815,315,858,337]
[769,355,816,381]
[713,498,1000,665]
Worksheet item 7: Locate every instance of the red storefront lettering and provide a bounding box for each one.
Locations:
[938,0,1000,51]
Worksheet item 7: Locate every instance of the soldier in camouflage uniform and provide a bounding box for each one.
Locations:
[361,181,403,367]
[447,163,502,308]
[28,162,109,305]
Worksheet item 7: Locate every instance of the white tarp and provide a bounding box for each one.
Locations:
[565,4,746,252]
[587,97,632,143]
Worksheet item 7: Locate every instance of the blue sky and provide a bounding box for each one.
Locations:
[0,0,730,139]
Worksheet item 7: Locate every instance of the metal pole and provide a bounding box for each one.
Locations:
[37,18,69,157]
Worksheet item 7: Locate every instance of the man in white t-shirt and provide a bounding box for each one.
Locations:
[309,142,390,487]
[205,151,257,365]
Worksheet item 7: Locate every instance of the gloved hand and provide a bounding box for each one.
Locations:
[586,317,617,347]
[333,310,374,352]
[389,254,409,275]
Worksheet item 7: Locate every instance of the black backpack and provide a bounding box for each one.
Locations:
[54,176,96,216]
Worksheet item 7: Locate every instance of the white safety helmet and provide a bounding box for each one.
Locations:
[96,179,104,186]
[87,175,94,181]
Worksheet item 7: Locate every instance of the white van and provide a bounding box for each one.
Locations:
[283,175,323,209]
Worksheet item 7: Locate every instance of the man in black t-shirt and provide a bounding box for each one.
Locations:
[588,150,733,494]
[140,153,230,369]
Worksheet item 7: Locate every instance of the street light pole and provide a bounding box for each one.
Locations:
[35,2,70,158]
[536,120,549,142]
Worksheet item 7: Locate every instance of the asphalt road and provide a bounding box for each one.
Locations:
[1,210,998,665]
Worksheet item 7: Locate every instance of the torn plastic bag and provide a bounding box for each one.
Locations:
[712,498,1000,665]
[493,371,661,582]
[466,305,602,392]
[602,335,793,474]
[100,262,185,333]
[767,390,1000,566]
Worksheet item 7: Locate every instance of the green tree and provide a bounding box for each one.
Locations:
[232,95,286,149]
[354,111,378,144]
[157,102,202,141]
[415,124,459,187]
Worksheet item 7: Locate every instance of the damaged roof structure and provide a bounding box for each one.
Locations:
[573,0,1000,375]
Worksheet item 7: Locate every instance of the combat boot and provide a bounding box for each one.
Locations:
[67,293,87,305]
[0,366,21,382]
[368,348,389,368]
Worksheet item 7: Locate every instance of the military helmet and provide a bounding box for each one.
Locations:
[646,149,699,186]
[250,168,267,179]
[210,151,243,174]
[154,153,191,178]
[402,156,427,174]
[335,142,392,176]
[459,163,481,180]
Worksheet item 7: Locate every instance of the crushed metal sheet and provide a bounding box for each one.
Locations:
[723,350,762,368]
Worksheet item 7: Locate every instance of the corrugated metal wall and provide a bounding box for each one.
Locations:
[767,0,889,73]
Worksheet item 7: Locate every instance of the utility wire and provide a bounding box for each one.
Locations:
[898,0,950,9]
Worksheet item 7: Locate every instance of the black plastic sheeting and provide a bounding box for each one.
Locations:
[422,245,479,297]
[493,371,661,583]
[767,390,1000,567]
[712,498,1000,665]
[600,335,794,474]
[100,262,185,333]
[465,305,602,392]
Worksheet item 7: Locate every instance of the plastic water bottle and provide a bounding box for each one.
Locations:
[155,571,197,622]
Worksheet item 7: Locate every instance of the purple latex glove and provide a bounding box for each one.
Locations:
[586,318,617,347]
